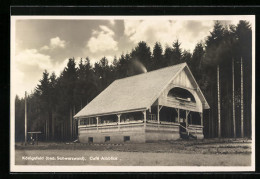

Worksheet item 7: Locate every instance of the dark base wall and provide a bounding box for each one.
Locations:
[78,123,201,143]
[78,130,181,143]
[79,131,145,143]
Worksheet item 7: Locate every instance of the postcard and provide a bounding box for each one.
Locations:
[10,12,255,172]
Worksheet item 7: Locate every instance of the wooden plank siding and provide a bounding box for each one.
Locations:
[157,68,203,113]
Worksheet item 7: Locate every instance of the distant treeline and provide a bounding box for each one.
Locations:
[15,21,252,142]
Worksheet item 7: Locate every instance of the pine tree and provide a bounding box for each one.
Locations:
[240,57,244,138]
[57,58,78,140]
[172,40,182,64]
[204,21,225,138]
[235,21,252,137]
[49,72,57,140]
[15,95,25,142]
[152,42,163,70]
[232,58,236,138]
[163,46,174,67]
[14,21,252,141]
[130,41,152,71]
[191,42,205,79]
[35,70,51,140]
[182,50,192,65]
[94,57,113,91]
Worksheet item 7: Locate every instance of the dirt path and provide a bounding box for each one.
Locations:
[15,149,251,166]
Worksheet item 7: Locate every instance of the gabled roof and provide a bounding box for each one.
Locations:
[74,63,209,118]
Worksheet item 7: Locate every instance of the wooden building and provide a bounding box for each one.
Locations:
[74,63,209,143]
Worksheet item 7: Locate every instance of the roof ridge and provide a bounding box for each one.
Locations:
[115,62,186,82]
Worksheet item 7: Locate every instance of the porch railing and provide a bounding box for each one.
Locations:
[166,97,197,108]
[78,119,203,134]
[78,120,144,128]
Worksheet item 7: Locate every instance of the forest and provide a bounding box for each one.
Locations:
[15,21,252,142]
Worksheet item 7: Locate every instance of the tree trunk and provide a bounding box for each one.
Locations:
[63,122,65,140]
[52,113,55,141]
[209,108,211,138]
[64,121,66,140]
[217,65,221,138]
[210,84,214,138]
[232,58,236,138]
[24,91,27,144]
[66,120,68,140]
[70,107,72,140]
[241,57,244,138]
[226,78,231,137]
[45,118,48,141]
[61,123,63,141]
[48,111,52,140]
[47,117,50,140]
[73,105,76,138]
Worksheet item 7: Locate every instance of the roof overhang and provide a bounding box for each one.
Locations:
[74,107,147,119]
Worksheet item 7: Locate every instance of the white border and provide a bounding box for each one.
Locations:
[10,15,255,172]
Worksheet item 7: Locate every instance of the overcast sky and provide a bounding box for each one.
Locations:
[12,17,242,98]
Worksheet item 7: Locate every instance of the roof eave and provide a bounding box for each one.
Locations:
[74,107,148,119]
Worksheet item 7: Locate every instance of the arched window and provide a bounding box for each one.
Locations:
[167,87,196,102]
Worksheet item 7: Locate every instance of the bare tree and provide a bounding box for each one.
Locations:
[232,58,236,137]
[241,57,244,138]
[217,65,221,138]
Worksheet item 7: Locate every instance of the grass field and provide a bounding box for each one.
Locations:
[15,138,252,166]
[15,149,251,166]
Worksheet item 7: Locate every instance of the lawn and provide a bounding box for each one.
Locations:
[15,138,252,166]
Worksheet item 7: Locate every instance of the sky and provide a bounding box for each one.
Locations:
[12,16,243,98]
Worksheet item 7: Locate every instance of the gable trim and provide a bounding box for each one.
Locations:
[184,65,210,109]
[148,63,209,109]
[147,63,186,108]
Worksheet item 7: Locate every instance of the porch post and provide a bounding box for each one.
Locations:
[77,118,80,126]
[177,109,180,123]
[117,114,121,131]
[96,117,99,131]
[186,111,188,125]
[157,105,160,124]
[186,110,190,126]
[143,111,147,123]
[200,112,203,126]
[143,110,147,128]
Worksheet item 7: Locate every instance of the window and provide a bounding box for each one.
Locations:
[149,114,156,121]
[168,87,196,102]
[88,137,93,143]
[80,118,90,125]
[80,119,85,125]
[124,136,130,142]
[105,136,110,142]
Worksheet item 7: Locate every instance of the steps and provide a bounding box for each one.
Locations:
[188,133,197,139]
[180,132,189,139]
[180,131,197,140]
[179,123,197,140]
